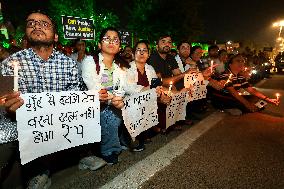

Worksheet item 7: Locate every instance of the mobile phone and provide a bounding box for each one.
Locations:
[150,78,162,89]
[255,100,267,109]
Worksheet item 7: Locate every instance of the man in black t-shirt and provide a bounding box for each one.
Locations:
[148,35,190,90]
[148,35,194,129]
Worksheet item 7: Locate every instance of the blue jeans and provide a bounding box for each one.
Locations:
[100,106,122,156]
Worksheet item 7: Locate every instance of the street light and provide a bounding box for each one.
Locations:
[273,20,284,37]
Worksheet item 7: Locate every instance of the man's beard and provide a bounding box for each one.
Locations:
[27,36,54,48]
[158,46,170,54]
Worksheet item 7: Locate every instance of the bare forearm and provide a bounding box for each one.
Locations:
[228,88,251,107]
[246,87,267,100]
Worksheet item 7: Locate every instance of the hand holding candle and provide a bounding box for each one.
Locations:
[276,93,280,101]
[168,81,173,96]
[169,81,173,91]
[264,93,280,106]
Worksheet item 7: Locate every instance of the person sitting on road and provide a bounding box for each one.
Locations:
[210,54,279,114]
[125,40,171,151]
[81,27,133,165]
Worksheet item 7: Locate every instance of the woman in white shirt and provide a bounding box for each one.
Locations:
[125,40,171,151]
[81,27,128,165]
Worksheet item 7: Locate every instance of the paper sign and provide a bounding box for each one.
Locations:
[166,92,188,128]
[16,91,100,164]
[62,15,94,40]
[122,89,158,138]
[184,72,207,101]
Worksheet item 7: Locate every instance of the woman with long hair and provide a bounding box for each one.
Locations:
[81,27,131,165]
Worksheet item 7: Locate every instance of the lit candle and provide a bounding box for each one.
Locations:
[13,61,19,91]
[210,60,214,73]
[225,74,233,85]
[169,81,173,92]
[168,81,173,96]
[244,67,248,71]
[276,93,280,101]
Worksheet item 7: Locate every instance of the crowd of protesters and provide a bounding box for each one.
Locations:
[0,10,280,189]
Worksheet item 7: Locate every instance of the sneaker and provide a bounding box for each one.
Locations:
[27,174,51,189]
[79,156,107,171]
[101,153,118,165]
[225,108,242,116]
[132,143,145,152]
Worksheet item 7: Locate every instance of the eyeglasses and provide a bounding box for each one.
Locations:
[26,19,52,29]
[102,36,120,45]
[136,48,148,54]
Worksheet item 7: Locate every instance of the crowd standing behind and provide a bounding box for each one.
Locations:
[0,11,280,189]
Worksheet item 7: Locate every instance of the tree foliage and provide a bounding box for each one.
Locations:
[127,0,203,44]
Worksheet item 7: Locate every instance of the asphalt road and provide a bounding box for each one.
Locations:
[141,74,284,189]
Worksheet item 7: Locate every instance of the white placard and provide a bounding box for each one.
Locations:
[184,72,207,101]
[16,91,100,165]
[166,92,188,128]
[122,89,158,138]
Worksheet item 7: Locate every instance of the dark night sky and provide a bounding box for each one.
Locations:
[2,0,284,46]
[201,0,284,46]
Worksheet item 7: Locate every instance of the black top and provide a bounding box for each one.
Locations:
[214,68,251,95]
[148,51,179,78]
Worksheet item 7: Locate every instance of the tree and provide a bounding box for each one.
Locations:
[127,0,204,44]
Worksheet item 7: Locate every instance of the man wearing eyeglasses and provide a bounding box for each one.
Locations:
[0,11,107,188]
[0,10,78,189]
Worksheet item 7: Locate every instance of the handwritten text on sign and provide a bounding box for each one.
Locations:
[166,92,188,128]
[62,15,94,40]
[16,91,100,165]
[184,72,207,101]
[122,89,158,138]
